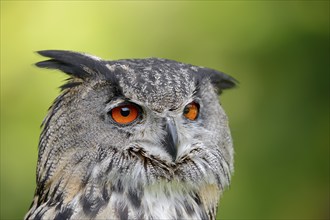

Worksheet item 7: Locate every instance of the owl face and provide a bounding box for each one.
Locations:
[44,57,232,168]
[26,50,236,220]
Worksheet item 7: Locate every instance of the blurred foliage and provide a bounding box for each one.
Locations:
[1,1,329,219]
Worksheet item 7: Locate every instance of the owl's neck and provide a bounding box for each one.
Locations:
[78,175,220,219]
[28,147,225,220]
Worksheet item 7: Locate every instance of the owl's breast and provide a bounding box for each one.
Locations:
[138,181,219,219]
[88,180,219,220]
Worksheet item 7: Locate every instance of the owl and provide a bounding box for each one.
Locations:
[25,50,236,220]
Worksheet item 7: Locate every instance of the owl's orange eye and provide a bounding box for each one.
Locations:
[111,104,140,125]
[183,102,199,120]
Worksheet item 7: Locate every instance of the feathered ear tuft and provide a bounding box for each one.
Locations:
[35,50,109,79]
[200,67,238,94]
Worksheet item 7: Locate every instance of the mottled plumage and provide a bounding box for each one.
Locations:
[25,50,236,220]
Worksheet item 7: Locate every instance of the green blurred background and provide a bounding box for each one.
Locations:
[1,1,329,219]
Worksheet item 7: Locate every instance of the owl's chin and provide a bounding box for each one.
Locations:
[126,140,202,164]
[127,145,175,165]
[124,145,227,188]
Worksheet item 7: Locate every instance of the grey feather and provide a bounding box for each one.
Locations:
[25,50,236,220]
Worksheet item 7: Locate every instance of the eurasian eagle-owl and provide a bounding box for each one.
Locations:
[25,50,236,220]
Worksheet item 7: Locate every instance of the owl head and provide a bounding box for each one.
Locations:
[27,50,236,219]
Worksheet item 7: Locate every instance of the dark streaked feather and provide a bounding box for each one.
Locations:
[60,81,83,90]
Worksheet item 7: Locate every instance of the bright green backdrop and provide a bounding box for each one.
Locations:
[1,1,329,219]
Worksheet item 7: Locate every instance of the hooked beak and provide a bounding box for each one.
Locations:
[162,117,178,161]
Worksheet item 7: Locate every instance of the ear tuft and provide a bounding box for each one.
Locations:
[35,50,108,79]
[201,68,238,94]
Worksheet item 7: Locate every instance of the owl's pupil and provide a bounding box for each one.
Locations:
[120,107,130,117]
[183,106,190,114]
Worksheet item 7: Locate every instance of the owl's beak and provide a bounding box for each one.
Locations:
[163,117,178,161]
